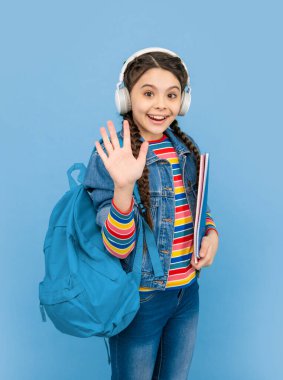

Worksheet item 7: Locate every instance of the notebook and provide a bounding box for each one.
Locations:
[194,153,210,263]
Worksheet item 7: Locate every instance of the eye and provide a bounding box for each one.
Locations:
[144,91,153,97]
[168,93,178,99]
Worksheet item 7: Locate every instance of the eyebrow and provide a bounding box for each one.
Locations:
[140,84,181,92]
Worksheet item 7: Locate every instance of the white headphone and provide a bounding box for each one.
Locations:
[115,47,191,116]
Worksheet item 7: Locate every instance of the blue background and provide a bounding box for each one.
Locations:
[1,1,282,379]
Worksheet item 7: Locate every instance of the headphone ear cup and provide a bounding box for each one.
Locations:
[115,87,132,115]
[178,91,191,116]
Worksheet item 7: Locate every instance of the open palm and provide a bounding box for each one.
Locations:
[95,120,149,188]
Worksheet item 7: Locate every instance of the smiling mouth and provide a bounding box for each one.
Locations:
[147,114,169,121]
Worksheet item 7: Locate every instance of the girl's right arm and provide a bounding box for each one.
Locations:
[84,120,148,259]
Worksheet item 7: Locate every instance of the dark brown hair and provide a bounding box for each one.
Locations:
[122,52,200,229]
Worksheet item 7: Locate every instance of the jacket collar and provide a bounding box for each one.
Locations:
[119,126,191,165]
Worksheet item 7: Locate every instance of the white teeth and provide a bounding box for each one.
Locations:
[148,115,167,120]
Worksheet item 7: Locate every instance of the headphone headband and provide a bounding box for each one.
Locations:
[117,47,190,90]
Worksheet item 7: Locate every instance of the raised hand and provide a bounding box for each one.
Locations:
[95,120,149,189]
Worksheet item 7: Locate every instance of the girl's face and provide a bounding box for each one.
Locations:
[129,68,182,141]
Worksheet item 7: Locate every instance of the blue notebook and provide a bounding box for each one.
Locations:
[194,153,210,262]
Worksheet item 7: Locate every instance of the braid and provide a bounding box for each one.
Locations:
[170,120,200,188]
[119,117,200,230]
[122,113,154,230]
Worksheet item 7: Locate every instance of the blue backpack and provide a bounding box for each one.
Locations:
[38,162,164,363]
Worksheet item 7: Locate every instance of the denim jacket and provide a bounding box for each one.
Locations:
[83,126,211,290]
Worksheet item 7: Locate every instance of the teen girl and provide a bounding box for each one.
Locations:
[83,47,219,380]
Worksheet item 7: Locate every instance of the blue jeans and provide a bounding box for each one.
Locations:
[109,279,199,380]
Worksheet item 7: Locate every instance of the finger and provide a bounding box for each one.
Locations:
[95,141,108,163]
[100,127,114,155]
[204,246,213,266]
[190,253,196,268]
[195,246,212,269]
[122,120,131,150]
[199,237,209,258]
[107,120,120,149]
[190,253,199,268]
[199,247,207,259]
[137,141,149,165]
[193,258,203,270]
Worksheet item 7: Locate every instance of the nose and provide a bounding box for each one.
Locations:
[154,94,167,109]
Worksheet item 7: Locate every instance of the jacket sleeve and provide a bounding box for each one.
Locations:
[83,146,139,258]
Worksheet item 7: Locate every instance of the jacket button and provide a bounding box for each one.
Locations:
[164,187,173,191]
[163,218,172,222]
[161,250,169,254]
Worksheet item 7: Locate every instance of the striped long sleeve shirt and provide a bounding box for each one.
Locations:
[102,196,136,258]
[101,134,218,290]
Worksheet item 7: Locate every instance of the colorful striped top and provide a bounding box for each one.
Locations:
[101,196,136,259]
[101,133,218,291]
